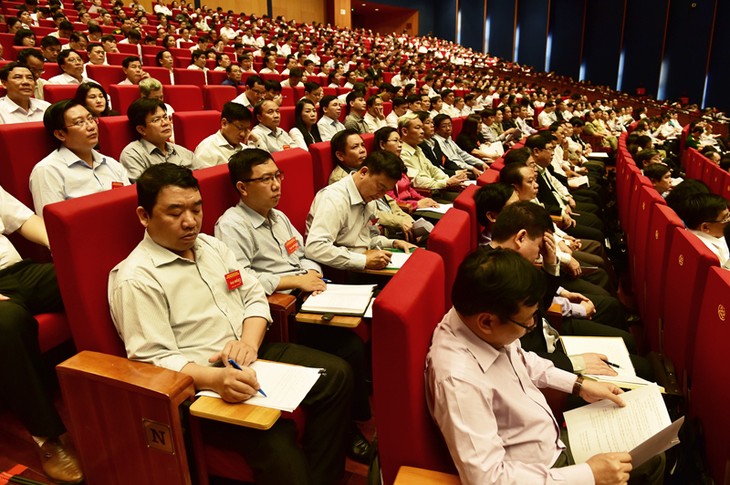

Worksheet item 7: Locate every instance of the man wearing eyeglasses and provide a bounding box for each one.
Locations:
[426,248,665,484]
[30,99,129,217]
[215,149,375,463]
[120,98,205,181]
[194,102,263,167]
[231,74,266,110]
[676,192,730,269]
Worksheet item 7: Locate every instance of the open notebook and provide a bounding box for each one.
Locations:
[299,284,376,316]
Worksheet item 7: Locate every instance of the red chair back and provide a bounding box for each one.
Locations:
[43,84,78,104]
[145,66,172,85]
[165,85,204,112]
[97,115,138,161]
[172,68,206,86]
[272,149,314,235]
[108,84,141,117]
[372,249,455,485]
[662,227,720,389]
[206,70,228,85]
[690,267,730,484]
[453,184,479,250]
[87,65,126,86]
[172,110,221,152]
[309,141,333,192]
[427,208,472,309]
[202,85,237,111]
[476,168,500,186]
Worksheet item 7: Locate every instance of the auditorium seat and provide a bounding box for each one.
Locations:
[172,67,206,86]
[372,249,456,485]
[642,204,684,353]
[280,86,295,107]
[97,115,138,161]
[629,185,665,299]
[453,184,479,249]
[309,141,333,191]
[427,208,472,309]
[278,105,295,131]
[662,227,720,391]
[684,148,703,180]
[43,84,78,104]
[165,85,205,111]
[87,65,126,86]
[451,116,465,138]
[172,110,221,151]
[202,85,237,111]
[205,69,227,85]
[105,52,129,65]
[270,148,314,235]
[476,168,500,186]
[116,43,139,55]
[108,84,141,116]
[144,66,172,85]
[689,267,730,485]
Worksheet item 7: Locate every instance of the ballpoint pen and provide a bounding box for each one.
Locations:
[228,358,267,397]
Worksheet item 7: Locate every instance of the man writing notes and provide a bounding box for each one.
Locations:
[109,163,353,485]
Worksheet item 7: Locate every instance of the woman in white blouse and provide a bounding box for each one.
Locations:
[289,99,322,151]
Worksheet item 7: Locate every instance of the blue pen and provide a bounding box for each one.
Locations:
[321,278,332,283]
[227,358,267,397]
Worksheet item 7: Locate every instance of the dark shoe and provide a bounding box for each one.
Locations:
[39,437,84,484]
[347,429,372,464]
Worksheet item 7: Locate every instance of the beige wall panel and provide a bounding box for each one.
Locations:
[272,0,326,24]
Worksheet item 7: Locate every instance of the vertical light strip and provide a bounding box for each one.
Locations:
[544,0,552,71]
[578,0,587,80]
[484,13,491,53]
[514,24,520,62]
[657,0,672,100]
[616,0,628,91]
[616,50,625,92]
[702,0,719,108]
[512,0,519,61]
[483,0,488,53]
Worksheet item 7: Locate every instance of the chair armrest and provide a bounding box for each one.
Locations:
[397,201,414,214]
[414,187,433,197]
[546,302,563,331]
[394,466,460,485]
[267,293,297,342]
[56,350,194,400]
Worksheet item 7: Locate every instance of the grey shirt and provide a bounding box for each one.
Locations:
[215,201,322,295]
[120,138,204,181]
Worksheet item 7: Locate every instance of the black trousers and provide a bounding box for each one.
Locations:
[202,342,353,485]
[0,260,65,438]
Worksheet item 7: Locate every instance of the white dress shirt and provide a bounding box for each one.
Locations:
[0,96,50,124]
[316,115,345,142]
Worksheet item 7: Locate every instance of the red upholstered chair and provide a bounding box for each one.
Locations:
[271,149,314,235]
[427,208,472,309]
[260,72,282,83]
[490,158,505,171]
[116,43,139,54]
[172,67,206,86]
[453,184,479,250]
[280,86,295,107]
[629,185,665,299]
[165,85,204,112]
[202,85,237,111]
[145,66,172,85]
[309,141,333,192]
[361,133,374,154]
[108,84,141,116]
[87,65,126,86]
[141,44,164,55]
[172,110,221,151]
[372,249,456,485]
[105,52,128,65]
[684,148,703,180]
[97,115,138,161]
[689,267,730,484]
[642,204,683,352]
[43,84,78,104]
[278,105,295,131]
[662,227,719,391]
[451,116,465,138]
[706,161,726,195]
[476,168,500,186]
[205,70,227,85]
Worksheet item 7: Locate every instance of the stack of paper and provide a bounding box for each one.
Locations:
[196,360,323,412]
[560,336,662,391]
[385,251,411,270]
[417,203,452,215]
[564,385,683,466]
[300,284,376,316]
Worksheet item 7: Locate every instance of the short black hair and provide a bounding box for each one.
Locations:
[136,162,200,215]
[43,99,83,144]
[228,148,272,185]
[245,74,264,89]
[0,62,33,81]
[122,55,140,68]
[331,128,361,163]
[475,183,514,227]
[127,97,166,130]
[525,133,552,150]
[644,163,671,183]
[452,248,545,317]
[432,113,451,129]
[221,101,252,123]
[499,162,529,187]
[492,200,553,242]
[57,48,81,68]
[363,149,405,180]
[675,193,728,230]
[41,36,62,48]
[304,81,320,94]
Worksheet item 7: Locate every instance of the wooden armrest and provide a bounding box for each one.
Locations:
[546,302,563,331]
[267,293,297,342]
[394,466,460,485]
[397,201,414,214]
[550,215,563,225]
[57,350,194,400]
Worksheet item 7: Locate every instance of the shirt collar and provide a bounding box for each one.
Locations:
[56,145,105,168]
[238,200,278,228]
[215,130,242,150]
[141,230,200,267]
[2,96,44,114]
[445,307,502,373]
[343,174,365,206]
[401,142,417,157]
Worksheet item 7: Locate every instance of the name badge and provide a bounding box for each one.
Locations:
[284,237,299,255]
[282,144,291,150]
[368,215,379,226]
[111,181,124,189]
[225,270,243,291]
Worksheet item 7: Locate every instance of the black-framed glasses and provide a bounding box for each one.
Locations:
[504,311,540,333]
[705,213,730,224]
[243,171,284,185]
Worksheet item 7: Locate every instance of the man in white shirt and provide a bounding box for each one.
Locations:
[251,100,294,153]
[677,193,730,269]
[219,20,240,41]
[305,150,415,270]
[439,89,461,117]
[317,95,345,142]
[195,102,259,166]
[0,62,50,124]
[385,97,408,128]
[30,99,130,216]
[47,50,94,85]
[363,96,386,133]
[426,248,664,484]
[432,114,486,170]
[118,56,149,85]
[231,75,266,109]
[538,102,558,128]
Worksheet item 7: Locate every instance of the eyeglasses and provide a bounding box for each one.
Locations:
[705,213,730,224]
[243,171,284,185]
[148,114,170,125]
[504,311,540,333]
[66,115,98,129]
